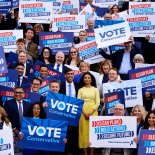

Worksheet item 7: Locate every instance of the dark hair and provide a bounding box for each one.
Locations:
[27,102,46,119]
[31,77,42,85]
[50,79,60,86]
[39,64,48,70]
[16,38,26,44]
[14,86,24,92]
[25,28,35,35]
[15,63,25,68]
[39,47,54,64]
[143,111,155,129]
[109,67,119,75]
[110,4,120,14]
[79,72,96,89]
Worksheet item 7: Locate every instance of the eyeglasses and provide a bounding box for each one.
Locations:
[14,92,24,94]
[32,83,40,86]
[114,108,124,111]
[70,52,77,54]
[80,35,86,36]
[33,108,40,111]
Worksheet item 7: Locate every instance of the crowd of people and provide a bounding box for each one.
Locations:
[0,0,155,155]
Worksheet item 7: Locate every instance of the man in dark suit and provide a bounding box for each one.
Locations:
[59,68,78,97]
[99,37,142,80]
[50,51,67,73]
[4,86,30,135]
[59,68,79,155]
[15,63,28,86]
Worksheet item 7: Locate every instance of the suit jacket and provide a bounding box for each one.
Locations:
[50,63,67,74]
[99,45,142,71]
[59,81,78,97]
[4,99,30,131]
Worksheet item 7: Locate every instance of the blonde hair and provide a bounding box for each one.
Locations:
[79,62,90,71]
[0,106,10,125]
[131,105,146,121]
[79,30,87,35]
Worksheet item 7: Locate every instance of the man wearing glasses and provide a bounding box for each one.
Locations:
[4,86,30,136]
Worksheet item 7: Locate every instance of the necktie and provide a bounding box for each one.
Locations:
[17,77,21,86]
[56,64,60,71]
[68,84,72,97]
[18,102,23,126]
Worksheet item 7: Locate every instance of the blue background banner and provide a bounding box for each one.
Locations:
[46,91,84,127]
[20,117,68,152]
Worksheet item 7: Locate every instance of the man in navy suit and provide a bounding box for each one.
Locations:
[50,51,67,73]
[99,37,142,80]
[15,63,28,86]
[4,86,30,135]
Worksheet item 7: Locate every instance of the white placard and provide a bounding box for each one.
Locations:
[103,79,143,108]
[19,1,53,23]
[135,63,155,69]
[0,30,23,53]
[112,11,128,21]
[89,116,137,148]
[92,0,118,8]
[52,14,86,32]
[0,128,14,155]
[127,15,155,37]
[95,21,131,48]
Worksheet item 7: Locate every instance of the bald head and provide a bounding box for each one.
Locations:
[87,18,94,29]
[113,103,125,116]
[104,13,112,20]
[55,51,65,65]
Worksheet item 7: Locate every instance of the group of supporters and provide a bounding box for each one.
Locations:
[0,0,155,155]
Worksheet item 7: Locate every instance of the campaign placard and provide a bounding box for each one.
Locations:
[61,0,79,14]
[80,2,109,18]
[89,116,137,148]
[103,79,143,108]
[135,63,155,69]
[39,32,73,55]
[0,30,23,53]
[95,21,131,48]
[112,11,128,21]
[0,0,12,13]
[0,85,14,106]
[129,66,155,94]
[74,40,104,64]
[0,128,14,155]
[19,1,53,23]
[104,91,125,115]
[92,0,118,8]
[46,91,84,127]
[13,0,19,8]
[0,46,8,74]
[127,15,155,37]
[86,29,95,41]
[80,4,98,26]
[0,69,18,88]
[129,2,155,15]
[138,129,155,155]
[20,117,68,152]
[52,14,86,32]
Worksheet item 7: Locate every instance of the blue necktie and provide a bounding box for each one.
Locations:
[56,64,60,71]
[18,102,23,126]
[68,84,72,97]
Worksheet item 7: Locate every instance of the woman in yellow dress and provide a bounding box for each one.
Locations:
[78,72,100,155]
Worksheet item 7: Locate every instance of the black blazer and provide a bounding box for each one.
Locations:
[59,81,78,97]
[4,99,30,130]
[99,45,142,71]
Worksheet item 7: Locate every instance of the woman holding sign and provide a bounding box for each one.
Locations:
[78,72,100,155]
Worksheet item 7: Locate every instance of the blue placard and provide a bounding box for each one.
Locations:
[0,69,18,88]
[95,20,124,28]
[0,46,8,74]
[0,85,14,106]
[23,92,42,104]
[129,66,155,94]
[0,0,12,13]
[46,91,84,127]
[20,117,68,152]
[86,29,95,41]
[104,91,125,115]
[80,2,109,17]
[39,32,74,55]
[138,129,155,155]
[13,0,19,8]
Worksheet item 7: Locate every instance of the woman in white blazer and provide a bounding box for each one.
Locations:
[0,106,11,129]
